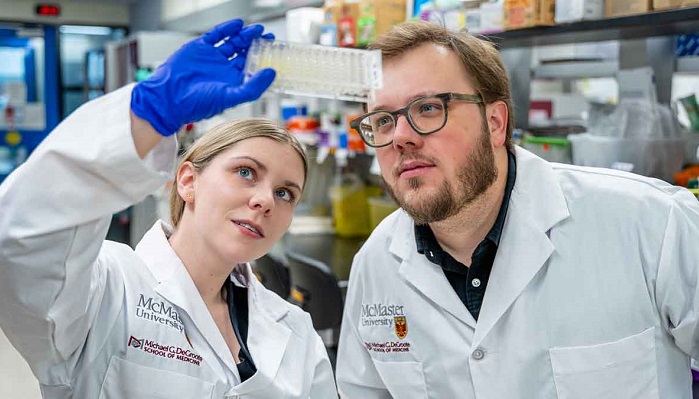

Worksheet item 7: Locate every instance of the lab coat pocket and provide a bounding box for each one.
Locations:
[373,360,427,399]
[98,356,215,399]
[549,327,659,399]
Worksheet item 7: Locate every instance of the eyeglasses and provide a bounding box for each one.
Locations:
[349,92,483,148]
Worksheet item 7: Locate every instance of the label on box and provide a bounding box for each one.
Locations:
[508,6,527,26]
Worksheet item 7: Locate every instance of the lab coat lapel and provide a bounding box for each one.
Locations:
[391,212,476,326]
[155,262,239,379]
[136,222,237,381]
[231,264,292,393]
[473,147,569,347]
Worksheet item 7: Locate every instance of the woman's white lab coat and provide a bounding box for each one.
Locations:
[336,147,699,399]
[0,85,337,398]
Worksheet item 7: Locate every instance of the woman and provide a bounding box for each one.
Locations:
[0,19,336,398]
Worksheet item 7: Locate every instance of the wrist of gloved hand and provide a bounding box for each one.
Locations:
[130,19,276,137]
[131,81,179,137]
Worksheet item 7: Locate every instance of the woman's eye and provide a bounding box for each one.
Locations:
[275,188,295,202]
[237,167,254,180]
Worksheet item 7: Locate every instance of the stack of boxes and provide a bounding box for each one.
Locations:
[604,0,652,17]
[320,0,407,48]
[503,0,556,29]
[652,0,699,11]
[317,0,699,42]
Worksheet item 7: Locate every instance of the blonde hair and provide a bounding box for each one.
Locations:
[369,21,515,150]
[169,118,308,227]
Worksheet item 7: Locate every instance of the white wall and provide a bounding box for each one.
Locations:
[161,0,230,21]
[158,0,322,33]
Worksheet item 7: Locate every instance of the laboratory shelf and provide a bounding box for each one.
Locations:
[533,60,619,79]
[485,7,699,48]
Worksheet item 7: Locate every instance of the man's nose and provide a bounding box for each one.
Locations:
[391,114,423,150]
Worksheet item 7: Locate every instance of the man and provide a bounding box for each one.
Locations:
[336,20,699,398]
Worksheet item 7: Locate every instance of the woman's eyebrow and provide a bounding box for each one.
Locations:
[283,180,302,192]
[229,155,266,172]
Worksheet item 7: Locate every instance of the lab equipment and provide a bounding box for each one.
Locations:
[329,151,370,237]
[679,94,699,131]
[522,135,572,164]
[244,38,383,103]
[367,195,398,231]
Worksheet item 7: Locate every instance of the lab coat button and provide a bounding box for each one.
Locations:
[472,348,485,360]
[471,278,481,288]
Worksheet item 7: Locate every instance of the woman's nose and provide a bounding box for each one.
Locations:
[250,190,274,215]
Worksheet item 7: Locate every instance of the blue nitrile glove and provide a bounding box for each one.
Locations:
[131,19,276,136]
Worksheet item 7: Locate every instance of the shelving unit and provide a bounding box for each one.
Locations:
[483,7,699,129]
[485,7,699,48]
[533,60,618,79]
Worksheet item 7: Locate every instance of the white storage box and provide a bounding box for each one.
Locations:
[479,0,504,34]
[555,0,604,23]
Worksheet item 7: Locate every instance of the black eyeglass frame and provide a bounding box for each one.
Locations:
[349,92,483,148]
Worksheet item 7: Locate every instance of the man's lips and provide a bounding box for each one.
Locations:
[396,160,434,178]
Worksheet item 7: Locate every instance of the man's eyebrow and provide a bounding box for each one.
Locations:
[369,91,438,112]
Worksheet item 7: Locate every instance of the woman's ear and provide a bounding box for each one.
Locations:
[486,100,508,148]
[175,161,196,203]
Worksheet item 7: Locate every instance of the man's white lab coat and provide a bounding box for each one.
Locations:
[336,147,699,399]
[0,85,337,398]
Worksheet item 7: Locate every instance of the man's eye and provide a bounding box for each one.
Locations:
[419,103,442,113]
[377,116,392,127]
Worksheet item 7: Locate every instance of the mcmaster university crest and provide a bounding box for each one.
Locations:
[394,316,408,339]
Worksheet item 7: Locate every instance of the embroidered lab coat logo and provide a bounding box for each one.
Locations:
[128,335,203,366]
[394,316,408,339]
[361,302,405,327]
[128,335,143,349]
[136,293,184,333]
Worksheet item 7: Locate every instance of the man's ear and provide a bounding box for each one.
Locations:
[175,161,196,203]
[486,100,508,148]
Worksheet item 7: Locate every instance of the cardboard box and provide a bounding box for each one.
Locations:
[360,0,406,39]
[555,0,604,23]
[504,0,555,30]
[605,0,652,17]
[653,0,699,10]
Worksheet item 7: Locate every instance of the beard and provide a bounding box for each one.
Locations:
[384,122,498,225]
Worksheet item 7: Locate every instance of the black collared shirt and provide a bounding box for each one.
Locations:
[226,278,257,382]
[415,150,517,321]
